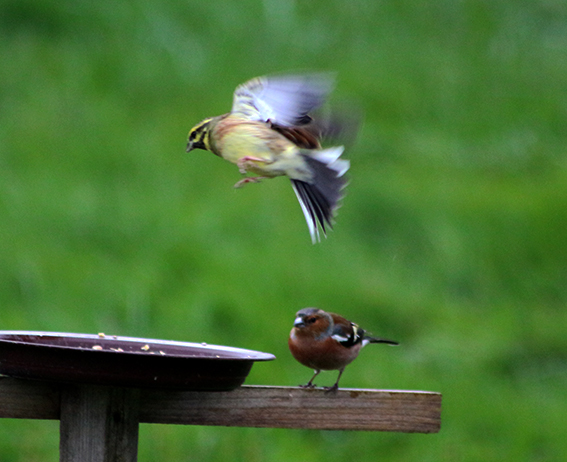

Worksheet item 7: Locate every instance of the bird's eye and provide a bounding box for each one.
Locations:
[189,132,196,141]
[306,317,317,324]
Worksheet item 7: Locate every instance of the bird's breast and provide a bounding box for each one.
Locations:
[213,119,310,179]
[289,334,362,371]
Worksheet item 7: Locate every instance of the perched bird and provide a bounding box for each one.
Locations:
[186,73,352,243]
[288,307,398,391]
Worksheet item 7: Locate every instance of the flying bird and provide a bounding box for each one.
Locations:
[288,307,398,391]
[186,73,352,243]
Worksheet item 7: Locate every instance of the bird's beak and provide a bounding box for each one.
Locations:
[186,138,207,152]
[293,316,305,328]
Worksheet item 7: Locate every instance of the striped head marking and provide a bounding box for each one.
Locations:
[186,118,213,152]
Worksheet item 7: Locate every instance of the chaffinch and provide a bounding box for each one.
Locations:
[186,73,352,243]
[288,308,398,391]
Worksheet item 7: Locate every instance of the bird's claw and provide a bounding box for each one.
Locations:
[323,384,339,393]
[233,177,264,188]
[299,383,316,389]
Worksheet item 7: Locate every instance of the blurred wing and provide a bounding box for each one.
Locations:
[307,102,363,148]
[231,73,335,126]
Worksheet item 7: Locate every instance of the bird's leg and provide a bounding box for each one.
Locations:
[233,176,268,188]
[299,369,320,388]
[324,368,345,393]
[234,155,273,187]
[237,156,267,174]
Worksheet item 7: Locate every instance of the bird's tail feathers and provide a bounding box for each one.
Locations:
[291,146,349,243]
[310,146,348,174]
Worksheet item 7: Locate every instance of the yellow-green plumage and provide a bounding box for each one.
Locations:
[186,73,351,243]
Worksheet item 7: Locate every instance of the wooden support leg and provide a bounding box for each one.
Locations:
[59,385,140,462]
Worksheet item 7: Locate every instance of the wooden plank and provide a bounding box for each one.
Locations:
[139,385,441,433]
[59,385,140,462]
[0,377,60,419]
[0,378,441,433]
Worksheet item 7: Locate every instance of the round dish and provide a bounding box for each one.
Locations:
[0,331,275,391]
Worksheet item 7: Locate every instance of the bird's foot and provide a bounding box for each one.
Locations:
[299,382,316,389]
[233,176,266,188]
[323,384,339,393]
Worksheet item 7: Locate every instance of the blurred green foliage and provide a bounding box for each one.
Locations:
[1,0,567,460]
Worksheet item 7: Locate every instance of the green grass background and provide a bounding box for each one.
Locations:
[1,0,567,460]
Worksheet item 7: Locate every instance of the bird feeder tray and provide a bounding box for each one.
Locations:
[0,331,275,391]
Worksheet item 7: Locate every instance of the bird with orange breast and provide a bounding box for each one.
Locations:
[288,307,398,391]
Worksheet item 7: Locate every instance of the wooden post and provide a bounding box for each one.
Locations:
[59,385,140,462]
